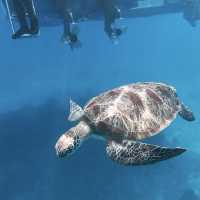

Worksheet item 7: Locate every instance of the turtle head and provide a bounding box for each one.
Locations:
[55,131,81,158]
[55,121,91,158]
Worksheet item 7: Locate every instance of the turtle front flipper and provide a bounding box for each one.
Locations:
[106,140,186,166]
[179,103,195,121]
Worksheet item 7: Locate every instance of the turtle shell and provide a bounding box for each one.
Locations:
[84,82,181,140]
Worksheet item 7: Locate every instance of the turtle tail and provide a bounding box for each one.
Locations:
[179,103,195,121]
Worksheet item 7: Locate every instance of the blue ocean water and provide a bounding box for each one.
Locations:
[1,9,200,200]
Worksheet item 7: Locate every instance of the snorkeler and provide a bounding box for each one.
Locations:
[12,0,39,39]
[57,0,81,49]
[183,0,200,27]
[98,0,125,40]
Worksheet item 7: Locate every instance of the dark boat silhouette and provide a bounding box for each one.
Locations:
[1,0,186,35]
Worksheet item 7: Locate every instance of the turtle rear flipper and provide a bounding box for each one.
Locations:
[179,103,195,121]
[106,140,186,166]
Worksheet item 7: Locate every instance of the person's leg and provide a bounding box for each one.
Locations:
[104,14,114,37]
[58,0,79,47]
[63,11,79,45]
[12,0,28,29]
[101,0,113,37]
[23,0,39,34]
[57,0,72,36]
[12,0,30,38]
[63,10,73,36]
[113,6,121,19]
[100,0,121,38]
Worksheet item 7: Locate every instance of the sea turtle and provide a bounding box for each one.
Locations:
[55,82,195,165]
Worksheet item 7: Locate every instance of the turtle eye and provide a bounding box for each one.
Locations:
[67,146,74,153]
